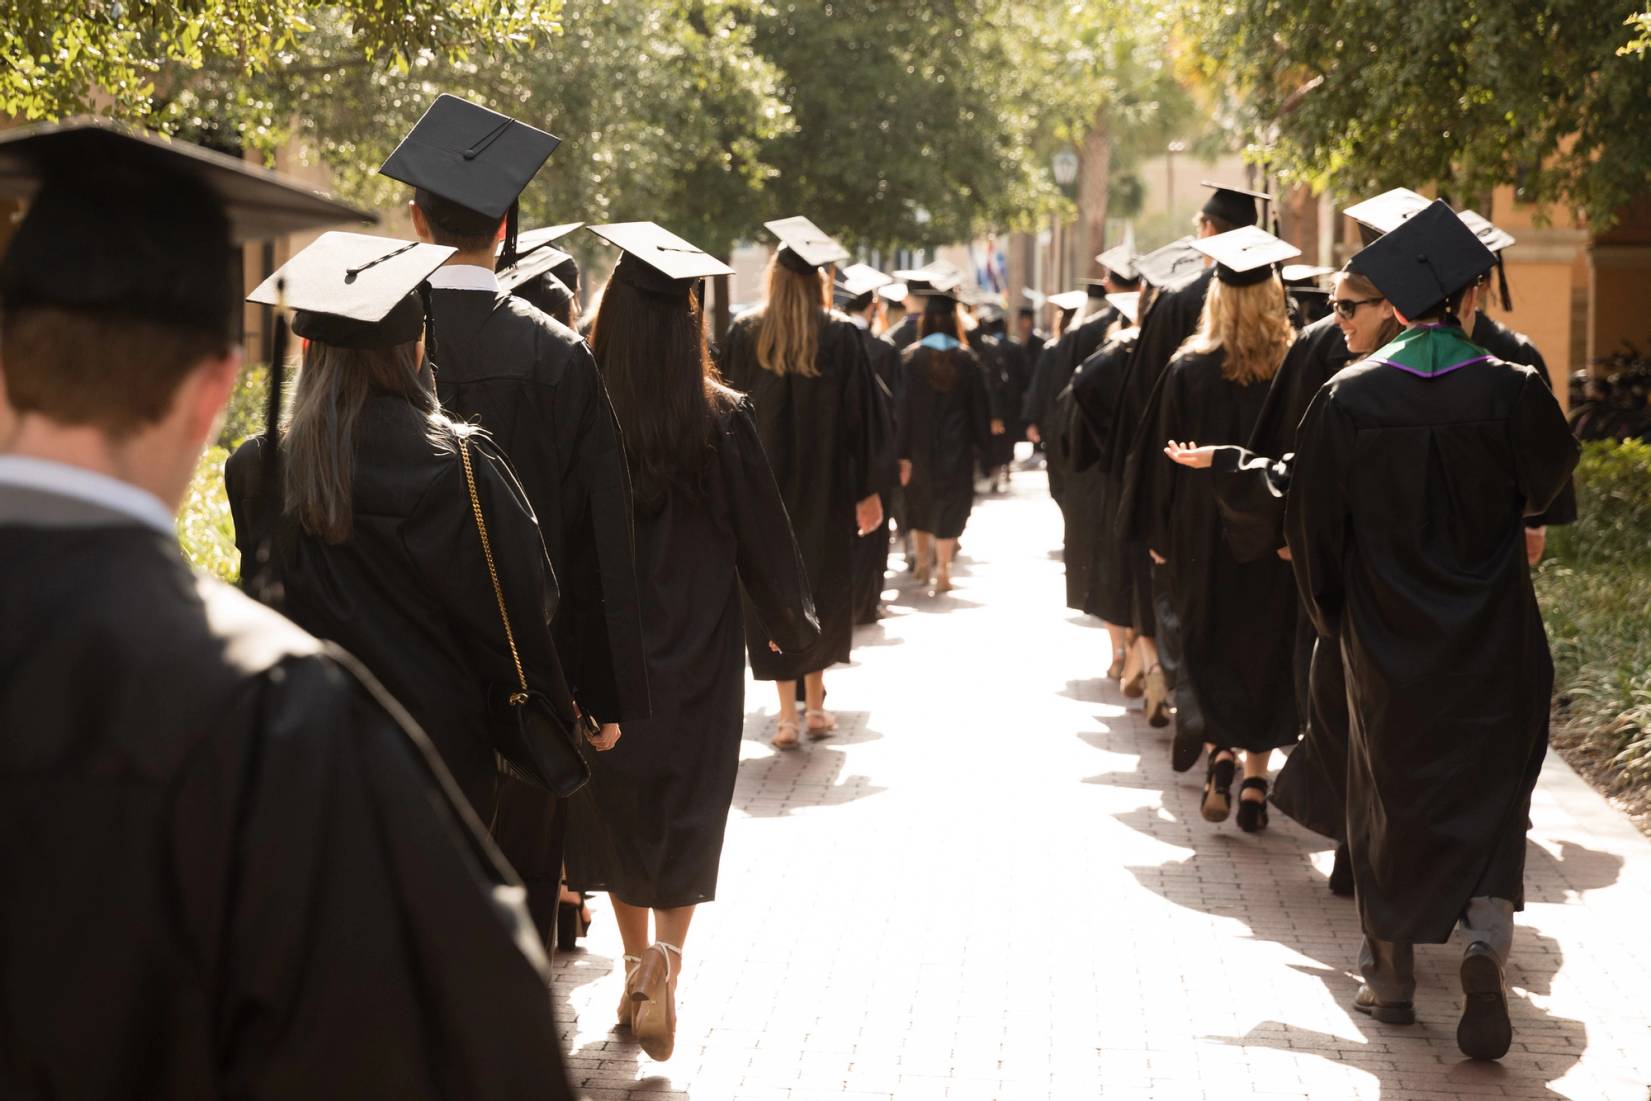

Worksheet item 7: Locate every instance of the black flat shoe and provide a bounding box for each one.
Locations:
[1201,751,1235,823]
[1457,942,1513,1060]
[1329,842,1355,897]
[1171,725,1203,773]
[1353,984,1416,1025]
[1236,777,1270,832]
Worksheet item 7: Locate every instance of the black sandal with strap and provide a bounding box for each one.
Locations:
[1236,777,1270,833]
[1201,750,1236,823]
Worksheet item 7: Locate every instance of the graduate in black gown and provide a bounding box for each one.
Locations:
[1116,184,1272,764]
[966,304,1018,489]
[381,95,649,944]
[898,288,994,593]
[0,121,571,1099]
[1286,202,1578,1059]
[499,221,585,329]
[1068,291,1142,678]
[838,264,904,624]
[227,231,586,824]
[1166,262,1397,891]
[718,217,884,746]
[1145,226,1302,830]
[564,223,819,1062]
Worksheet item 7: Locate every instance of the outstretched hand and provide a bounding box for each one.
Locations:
[1164,439,1217,469]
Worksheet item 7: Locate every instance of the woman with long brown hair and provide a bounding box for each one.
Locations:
[898,287,993,592]
[226,233,585,822]
[1144,227,1301,832]
[563,223,818,1061]
[717,217,886,747]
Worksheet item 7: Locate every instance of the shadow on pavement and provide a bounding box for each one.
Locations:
[732,707,887,817]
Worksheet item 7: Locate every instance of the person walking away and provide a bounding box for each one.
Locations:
[718,216,885,747]
[898,286,994,593]
[0,121,573,1098]
[565,222,820,1060]
[1285,201,1578,1060]
[380,95,650,945]
[1143,226,1302,828]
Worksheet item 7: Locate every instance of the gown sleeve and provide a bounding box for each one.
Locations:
[190,650,571,1099]
[1515,343,1579,527]
[550,348,649,723]
[839,325,881,502]
[1511,365,1582,521]
[1208,445,1294,562]
[401,434,575,717]
[969,355,994,458]
[1145,359,1186,558]
[724,401,822,654]
[1284,388,1358,639]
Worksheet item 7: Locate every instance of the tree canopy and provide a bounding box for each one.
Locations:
[1186,0,1651,227]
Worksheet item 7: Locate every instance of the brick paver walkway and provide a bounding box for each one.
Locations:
[552,470,1651,1100]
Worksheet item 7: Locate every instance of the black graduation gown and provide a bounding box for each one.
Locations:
[1286,345,1579,943]
[429,287,648,725]
[1112,268,1215,639]
[898,344,993,539]
[226,399,567,821]
[1472,311,1578,527]
[970,331,1023,468]
[565,401,821,907]
[885,312,920,350]
[1146,349,1300,752]
[720,309,880,679]
[1070,328,1145,625]
[0,497,571,1100]
[853,325,904,622]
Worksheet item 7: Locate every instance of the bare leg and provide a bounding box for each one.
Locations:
[935,537,957,590]
[772,681,799,747]
[911,530,933,581]
[610,897,652,958]
[804,670,835,737]
[1105,623,1129,677]
[653,904,696,954]
[1241,750,1270,799]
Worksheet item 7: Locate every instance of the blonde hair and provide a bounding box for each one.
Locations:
[1181,277,1294,386]
[1335,269,1402,349]
[754,255,829,377]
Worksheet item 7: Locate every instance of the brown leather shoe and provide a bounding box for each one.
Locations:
[1457,943,1513,1060]
[632,942,681,1061]
[1353,984,1416,1025]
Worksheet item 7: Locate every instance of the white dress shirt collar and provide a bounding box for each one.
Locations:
[427,264,501,293]
[0,456,176,535]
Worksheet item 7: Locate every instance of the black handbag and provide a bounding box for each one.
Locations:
[458,436,593,798]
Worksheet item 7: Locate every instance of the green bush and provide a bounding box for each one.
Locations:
[218,363,271,451]
[1537,439,1651,787]
[176,445,239,583]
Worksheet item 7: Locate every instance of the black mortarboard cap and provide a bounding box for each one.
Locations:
[1457,209,1516,310]
[910,267,963,296]
[587,221,732,300]
[1191,226,1299,287]
[1347,199,1497,320]
[878,282,908,304]
[1095,244,1139,282]
[1134,237,1207,288]
[766,216,851,272]
[1200,181,1272,228]
[379,94,559,221]
[1280,263,1335,285]
[1047,289,1088,312]
[0,118,369,338]
[496,220,584,293]
[510,220,585,257]
[248,232,454,349]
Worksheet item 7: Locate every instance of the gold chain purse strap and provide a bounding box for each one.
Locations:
[457,436,531,707]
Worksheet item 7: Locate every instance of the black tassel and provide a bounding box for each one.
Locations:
[249,285,288,608]
[499,200,520,271]
[1497,255,1513,312]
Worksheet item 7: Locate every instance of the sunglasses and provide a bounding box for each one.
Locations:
[1331,296,1384,319]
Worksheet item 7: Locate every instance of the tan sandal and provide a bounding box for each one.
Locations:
[616,953,642,1030]
[772,717,800,749]
[805,708,837,739]
[632,941,681,1061]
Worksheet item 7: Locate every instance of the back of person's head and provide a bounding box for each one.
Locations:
[1184,276,1294,386]
[515,272,577,328]
[412,187,504,253]
[588,252,730,509]
[754,255,828,377]
[917,298,965,392]
[0,159,236,441]
[283,337,435,543]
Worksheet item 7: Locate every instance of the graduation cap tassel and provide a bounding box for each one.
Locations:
[250,278,288,608]
[1497,256,1513,312]
[499,201,520,272]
